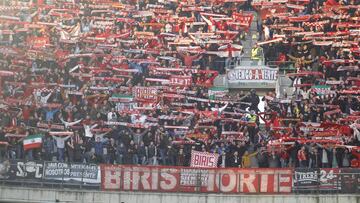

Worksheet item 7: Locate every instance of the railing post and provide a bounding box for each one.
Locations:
[61,162,64,189]
[40,163,44,188]
[99,167,103,191]
[238,170,241,194]
[317,169,320,195]
[356,172,359,195]
[257,171,260,194]
[337,170,340,195]
[356,172,358,194]
[218,171,221,194]
[80,165,83,190]
[157,168,160,193]
[277,172,280,193]
[294,168,297,195]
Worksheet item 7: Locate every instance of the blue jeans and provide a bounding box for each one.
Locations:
[168,156,176,166]
[225,57,233,69]
[58,148,65,162]
[149,157,158,165]
[26,149,33,161]
[83,151,93,163]
[299,160,307,168]
[117,154,124,164]
[159,149,167,165]
[280,159,288,168]
[139,156,147,165]
[8,149,16,160]
[133,154,139,165]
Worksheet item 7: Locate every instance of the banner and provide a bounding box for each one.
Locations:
[319,168,341,191]
[115,102,136,112]
[8,160,43,179]
[37,122,65,130]
[169,75,192,87]
[226,66,278,88]
[293,168,343,192]
[185,133,209,141]
[310,130,338,137]
[255,5,288,20]
[101,165,293,193]
[232,12,254,29]
[220,131,246,141]
[43,161,100,183]
[293,168,320,190]
[179,168,210,187]
[190,151,219,168]
[132,87,158,101]
[26,36,50,48]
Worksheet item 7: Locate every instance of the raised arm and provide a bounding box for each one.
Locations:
[218,103,229,113]
[43,92,52,103]
[60,117,83,127]
[201,14,212,27]
[63,135,71,141]
[90,124,98,130]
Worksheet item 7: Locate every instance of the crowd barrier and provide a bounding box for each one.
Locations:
[0,160,359,194]
[266,61,296,73]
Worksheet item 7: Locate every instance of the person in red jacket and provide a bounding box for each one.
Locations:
[298,146,307,168]
[178,51,203,67]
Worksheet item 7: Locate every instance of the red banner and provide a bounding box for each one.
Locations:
[185,133,209,141]
[169,75,192,87]
[132,87,158,101]
[221,131,246,141]
[256,5,288,20]
[101,165,292,193]
[310,130,338,137]
[232,12,254,29]
[26,36,50,48]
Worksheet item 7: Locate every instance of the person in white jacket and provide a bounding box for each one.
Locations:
[211,102,228,114]
[51,135,71,162]
[107,108,118,122]
[83,124,98,138]
[60,117,82,128]
[349,120,360,141]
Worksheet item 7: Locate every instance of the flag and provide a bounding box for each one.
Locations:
[109,94,134,102]
[311,85,332,95]
[208,87,228,100]
[23,134,43,150]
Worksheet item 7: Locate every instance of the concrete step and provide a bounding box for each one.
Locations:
[239,11,260,59]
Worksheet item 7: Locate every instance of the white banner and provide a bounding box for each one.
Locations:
[190,150,219,168]
[226,66,278,88]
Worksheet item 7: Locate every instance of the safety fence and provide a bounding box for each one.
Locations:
[0,160,359,194]
[266,61,296,74]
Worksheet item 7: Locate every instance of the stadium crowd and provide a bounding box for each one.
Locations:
[0,0,359,169]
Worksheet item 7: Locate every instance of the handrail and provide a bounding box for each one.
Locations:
[266,61,295,67]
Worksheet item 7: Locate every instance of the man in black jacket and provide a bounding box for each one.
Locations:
[229,151,241,167]
[246,89,260,113]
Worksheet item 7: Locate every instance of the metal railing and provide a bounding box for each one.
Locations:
[0,177,101,190]
[266,61,296,74]
[224,56,266,69]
